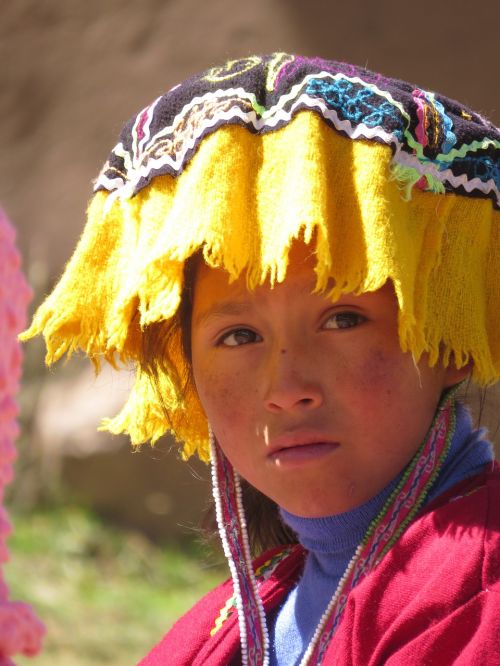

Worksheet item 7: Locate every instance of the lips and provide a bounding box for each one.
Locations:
[267,430,340,462]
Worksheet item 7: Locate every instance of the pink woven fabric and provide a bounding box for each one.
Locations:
[0,209,45,661]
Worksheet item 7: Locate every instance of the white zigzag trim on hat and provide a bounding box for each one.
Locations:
[394,149,500,206]
[93,76,404,197]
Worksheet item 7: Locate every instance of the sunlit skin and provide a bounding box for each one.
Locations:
[191,244,469,517]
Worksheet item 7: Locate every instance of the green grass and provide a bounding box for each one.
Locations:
[4,506,225,665]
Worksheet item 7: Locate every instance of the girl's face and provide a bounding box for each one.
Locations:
[191,245,468,517]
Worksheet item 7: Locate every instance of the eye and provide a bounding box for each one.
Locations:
[323,311,366,330]
[218,328,263,347]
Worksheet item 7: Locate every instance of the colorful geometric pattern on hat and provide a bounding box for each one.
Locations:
[96,53,500,209]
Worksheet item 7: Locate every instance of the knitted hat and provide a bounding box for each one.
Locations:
[21,53,500,462]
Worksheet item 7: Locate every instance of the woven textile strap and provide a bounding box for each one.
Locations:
[211,437,269,666]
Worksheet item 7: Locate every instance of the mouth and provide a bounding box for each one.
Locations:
[267,432,340,465]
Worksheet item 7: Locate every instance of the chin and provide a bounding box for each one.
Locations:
[280,495,346,518]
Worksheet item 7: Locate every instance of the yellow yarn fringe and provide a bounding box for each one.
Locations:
[21,112,500,461]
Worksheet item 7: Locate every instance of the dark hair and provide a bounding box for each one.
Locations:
[141,253,297,556]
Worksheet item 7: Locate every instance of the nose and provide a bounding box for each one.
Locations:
[263,347,324,414]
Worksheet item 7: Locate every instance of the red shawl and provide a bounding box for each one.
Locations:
[140,464,500,665]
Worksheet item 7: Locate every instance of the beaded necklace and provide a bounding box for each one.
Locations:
[210,391,457,666]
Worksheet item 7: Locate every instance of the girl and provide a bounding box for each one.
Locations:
[22,54,500,665]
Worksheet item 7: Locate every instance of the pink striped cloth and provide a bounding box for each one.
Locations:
[0,209,45,663]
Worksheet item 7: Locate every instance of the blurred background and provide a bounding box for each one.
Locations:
[1,1,499,664]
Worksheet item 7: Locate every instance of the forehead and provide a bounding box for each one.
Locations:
[191,241,396,322]
[193,241,317,305]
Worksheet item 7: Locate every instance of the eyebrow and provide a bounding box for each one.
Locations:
[193,278,339,328]
[193,300,254,327]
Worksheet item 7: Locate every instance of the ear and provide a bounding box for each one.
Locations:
[443,359,473,388]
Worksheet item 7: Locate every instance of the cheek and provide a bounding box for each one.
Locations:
[357,350,395,391]
[342,348,400,404]
[193,360,257,439]
[354,348,444,444]
[342,346,433,425]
